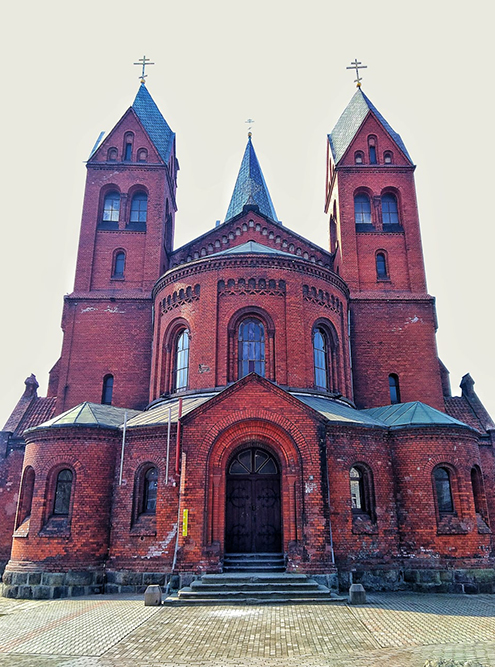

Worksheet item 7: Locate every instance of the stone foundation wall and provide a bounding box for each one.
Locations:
[3,566,495,599]
[2,570,105,599]
[339,568,495,594]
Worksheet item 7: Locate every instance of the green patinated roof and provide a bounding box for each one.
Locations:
[362,401,471,430]
[211,240,290,258]
[225,136,279,223]
[291,393,387,427]
[328,88,413,165]
[27,402,141,432]
[125,394,217,428]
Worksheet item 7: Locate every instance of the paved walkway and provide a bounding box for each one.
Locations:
[0,592,494,666]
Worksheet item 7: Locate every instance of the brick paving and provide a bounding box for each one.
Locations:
[0,593,494,666]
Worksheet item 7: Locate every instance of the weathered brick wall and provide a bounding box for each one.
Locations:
[390,427,493,564]
[8,427,119,571]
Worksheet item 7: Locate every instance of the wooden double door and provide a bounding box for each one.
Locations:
[225,447,281,553]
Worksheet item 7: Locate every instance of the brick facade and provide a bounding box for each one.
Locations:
[1,83,494,599]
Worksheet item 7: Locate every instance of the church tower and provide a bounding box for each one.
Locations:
[325,85,444,410]
[51,83,177,413]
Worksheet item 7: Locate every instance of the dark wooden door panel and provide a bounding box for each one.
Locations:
[225,448,281,554]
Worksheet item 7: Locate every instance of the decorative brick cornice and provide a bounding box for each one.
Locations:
[153,255,349,299]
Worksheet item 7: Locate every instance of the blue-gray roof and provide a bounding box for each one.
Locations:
[211,240,290,258]
[328,88,412,165]
[225,136,279,223]
[362,401,472,430]
[132,84,175,163]
[291,393,387,427]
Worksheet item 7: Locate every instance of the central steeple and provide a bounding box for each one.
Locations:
[225,135,279,223]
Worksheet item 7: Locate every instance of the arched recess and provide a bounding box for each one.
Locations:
[227,306,276,382]
[160,317,191,395]
[312,317,341,393]
[204,417,306,556]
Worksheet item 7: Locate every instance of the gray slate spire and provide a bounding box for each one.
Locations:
[225,136,279,223]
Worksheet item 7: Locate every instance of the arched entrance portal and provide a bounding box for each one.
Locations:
[225,447,281,553]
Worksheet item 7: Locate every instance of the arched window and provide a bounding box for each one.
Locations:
[354,194,372,225]
[137,148,148,162]
[368,136,377,164]
[16,467,35,528]
[471,466,485,517]
[354,151,364,164]
[382,193,399,225]
[384,151,393,164]
[143,467,158,514]
[130,193,148,224]
[350,465,375,518]
[112,251,125,278]
[238,318,265,378]
[389,373,400,404]
[123,132,133,161]
[107,147,118,161]
[174,330,190,391]
[102,374,114,405]
[433,467,454,514]
[314,328,329,391]
[102,191,120,222]
[53,469,73,516]
[376,252,388,279]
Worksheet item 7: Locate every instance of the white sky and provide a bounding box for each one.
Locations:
[0,0,493,428]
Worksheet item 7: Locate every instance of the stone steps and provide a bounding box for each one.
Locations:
[223,552,285,572]
[165,571,345,606]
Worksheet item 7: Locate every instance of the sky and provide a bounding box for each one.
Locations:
[0,0,493,428]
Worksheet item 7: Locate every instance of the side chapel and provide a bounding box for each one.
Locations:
[1,72,494,599]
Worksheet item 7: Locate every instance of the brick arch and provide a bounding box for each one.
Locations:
[203,415,310,553]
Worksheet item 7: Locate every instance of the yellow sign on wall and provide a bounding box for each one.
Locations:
[182,509,188,537]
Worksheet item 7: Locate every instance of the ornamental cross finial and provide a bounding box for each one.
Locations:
[346,59,367,87]
[245,118,255,136]
[134,55,155,84]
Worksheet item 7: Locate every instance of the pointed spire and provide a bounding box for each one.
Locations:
[225,135,279,223]
[328,88,412,165]
[132,85,175,163]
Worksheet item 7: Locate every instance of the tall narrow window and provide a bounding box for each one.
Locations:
[368,137,377,164]
[471,466,485,516]
[376,252,388,279]
[382,193,399,225]
[350,465,375,518]
[174,330,190,391]
[143,467,158,513]
[238,319,265,378]
[389,373,400,404]
[313,328,328,391]
[53,469,73,516]
[354,194,372,225]
[130,193,148,224]
[17,467,35,528]
[102,374,114,405]
[113,251,125,278]
[102,191,120,222]
[434,467,454,514]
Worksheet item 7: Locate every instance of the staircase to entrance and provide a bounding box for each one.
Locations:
[166,552,344,605]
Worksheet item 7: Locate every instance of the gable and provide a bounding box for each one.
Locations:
[170,209,335,271]
[337,113,413,168]
[89,108,163,165]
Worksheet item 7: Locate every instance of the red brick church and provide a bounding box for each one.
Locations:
[1,77,494,599]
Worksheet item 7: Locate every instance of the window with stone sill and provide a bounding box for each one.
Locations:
[350,464,376,529]
[14,466,35,536]
[131,465,159,534]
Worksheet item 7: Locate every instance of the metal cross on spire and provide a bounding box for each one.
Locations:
[245,118,255,137]
[134,55,155,84]
[346,59,367,87]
